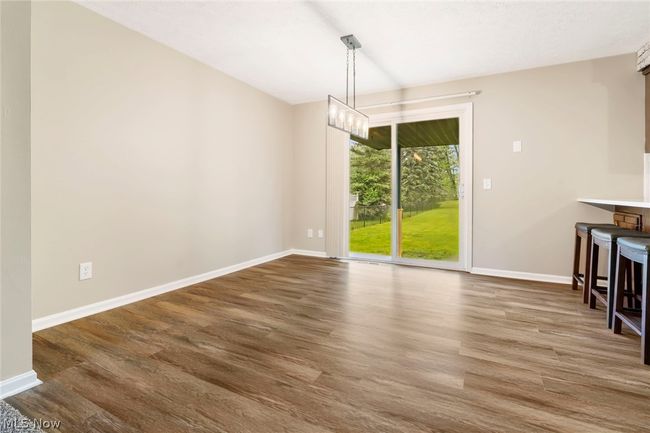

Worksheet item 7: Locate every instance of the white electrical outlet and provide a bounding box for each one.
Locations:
[513,140,522,153]
[317,229,324,238]
[79,262,93,280]
[483,178,492,190]
[307,228,314,238]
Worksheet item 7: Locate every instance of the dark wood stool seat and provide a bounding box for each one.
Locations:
[613,237,650,364]
[589,228,650,329]
[572,222,617,303]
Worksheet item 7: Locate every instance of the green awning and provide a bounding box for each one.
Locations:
[352,117,459,150]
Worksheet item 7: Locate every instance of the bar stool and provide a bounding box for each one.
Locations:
[589,228,650,328]
[612,237,650,365]
[572,222,616,303]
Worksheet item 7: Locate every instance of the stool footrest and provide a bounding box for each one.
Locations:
[591,287,608,306]
[573,274,608,285]
[615,309,642,335]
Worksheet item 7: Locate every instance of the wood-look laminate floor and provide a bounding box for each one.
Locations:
[8,255,650,432]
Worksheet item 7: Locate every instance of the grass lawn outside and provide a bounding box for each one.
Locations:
[349,200,459,261]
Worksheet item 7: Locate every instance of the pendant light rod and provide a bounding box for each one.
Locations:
[356,90,481,110]
[341,35,361,108]
[345,48,349,105]
[353,47,356,108]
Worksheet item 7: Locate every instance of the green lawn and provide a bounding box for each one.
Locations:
[350,200,459,261]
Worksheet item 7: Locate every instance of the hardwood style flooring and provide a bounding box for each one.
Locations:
[8,255,650,432]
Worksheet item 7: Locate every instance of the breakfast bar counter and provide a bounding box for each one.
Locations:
[578,198,650,231]
[578,198,650,210]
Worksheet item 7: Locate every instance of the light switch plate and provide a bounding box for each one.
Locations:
[483,178,492,190]
[317,229,324,238]
[513,140,522,152]
[79,262,93,280]
[307,228,314,238]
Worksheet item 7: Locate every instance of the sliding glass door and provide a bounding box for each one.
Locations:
[347,104,471,270]
[397,118,460,262]
[348,126,392,258]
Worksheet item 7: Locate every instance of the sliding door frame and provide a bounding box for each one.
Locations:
[345,102,473,271]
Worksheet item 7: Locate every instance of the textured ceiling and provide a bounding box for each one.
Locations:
[78,1,650,104]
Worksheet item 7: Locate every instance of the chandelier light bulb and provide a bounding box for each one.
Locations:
[329,104,338,123]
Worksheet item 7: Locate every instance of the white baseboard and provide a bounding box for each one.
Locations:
[0,370,41,399]
[32,249,297,332]
[471,267,571,285]
[287,249,328,258]
[32,248,572,332]
[32,249,331,332]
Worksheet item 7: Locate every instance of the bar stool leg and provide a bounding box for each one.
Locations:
[606,243,618,329]
[583,235,593,304]
[642,256,650,365]
[625,260,634,308]
[613,249,627,335]
[572,230,581,291]
[589,240,600,309]
[634,262,643,309]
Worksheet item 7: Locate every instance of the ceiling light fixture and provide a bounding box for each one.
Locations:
[328,34,369,139]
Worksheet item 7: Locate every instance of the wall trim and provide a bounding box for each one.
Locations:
[287,249,328,258]
[33,250,298,332]
[32,249,330,332]
[30,251,571,332]
[0,370,41,399]
[471,267,571,285]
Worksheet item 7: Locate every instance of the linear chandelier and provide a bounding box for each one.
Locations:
[328,34,369,139]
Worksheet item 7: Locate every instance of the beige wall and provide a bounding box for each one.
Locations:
[292,100,327,252]
[0,1,33,381]
[292,54,645,276]
[31,2,293,319]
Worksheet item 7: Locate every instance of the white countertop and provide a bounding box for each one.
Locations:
[577,198,650,209]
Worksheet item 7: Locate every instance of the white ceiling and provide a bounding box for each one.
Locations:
[79,1,650,105]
